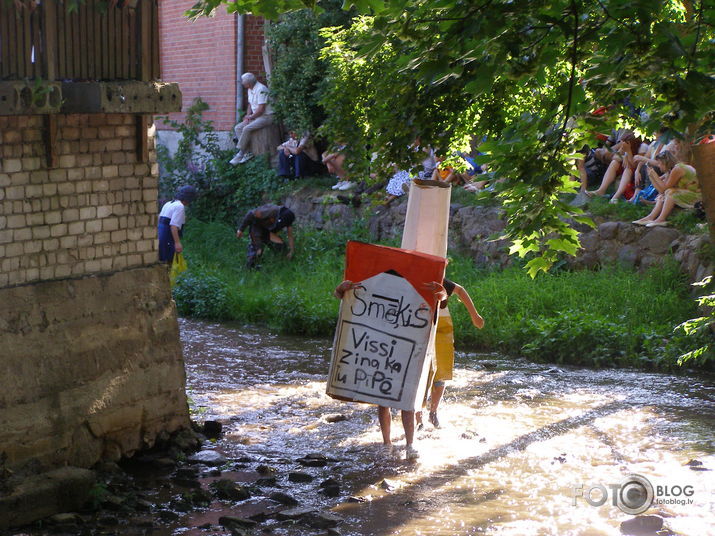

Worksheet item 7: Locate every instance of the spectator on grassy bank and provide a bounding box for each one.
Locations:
[236,204,295,269]
[586,130,648,202]
[632,150,700,227]
[324,143,354,191]
[277,131,320,179]
[158,185,198,263]
[230,73,275,165]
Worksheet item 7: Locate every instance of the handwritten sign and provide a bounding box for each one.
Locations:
[327,242,446,410]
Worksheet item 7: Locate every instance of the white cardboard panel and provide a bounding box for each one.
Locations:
[327,272,435,411]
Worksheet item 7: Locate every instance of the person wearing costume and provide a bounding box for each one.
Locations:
[236,204,295,268]
[157,185,198,263]
[417,278,484,429]
[333,279,422,461]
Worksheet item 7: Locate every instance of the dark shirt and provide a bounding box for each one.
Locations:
[239,204,295,233]
[440,279,456,309]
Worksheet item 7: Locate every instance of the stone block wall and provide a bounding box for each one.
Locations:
[0,115,158,287]
[0,113,189,476]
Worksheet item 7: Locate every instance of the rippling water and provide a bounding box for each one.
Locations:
[178,318,715,536]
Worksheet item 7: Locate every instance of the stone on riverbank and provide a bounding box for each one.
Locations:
[219,515,258,529]
[187,450,227,466]
[0,466,95,529]
[211,479,251,501]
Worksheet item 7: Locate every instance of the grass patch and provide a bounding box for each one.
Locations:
[176,220,706,371]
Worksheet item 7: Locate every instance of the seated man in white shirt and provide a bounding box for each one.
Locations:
[230,72,275,165]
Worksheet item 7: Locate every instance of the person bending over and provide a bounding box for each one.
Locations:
[236,204,295,268]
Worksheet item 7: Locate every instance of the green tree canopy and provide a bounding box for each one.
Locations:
[188,0,714,274]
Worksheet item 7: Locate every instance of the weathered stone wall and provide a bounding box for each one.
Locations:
[0,114,189,476]
[0,265,187,470]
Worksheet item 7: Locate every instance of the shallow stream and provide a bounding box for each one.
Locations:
[169,318,715,536]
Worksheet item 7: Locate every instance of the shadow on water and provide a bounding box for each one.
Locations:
[176,318,715,536]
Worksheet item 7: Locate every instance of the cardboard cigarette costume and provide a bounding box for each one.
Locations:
[400,179,451,256]
[327,242,447,410]
[326,179,453,411]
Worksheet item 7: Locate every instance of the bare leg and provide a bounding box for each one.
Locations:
[650,191,677,223]
[430,384,446,413]
[401,410,415,447]
[378,406,392,445]
[588,159,622,196]
[633,195,664,224]
[577,158,587,192]
[610,167,633,203]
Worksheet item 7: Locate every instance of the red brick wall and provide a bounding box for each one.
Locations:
[158,1,266,132]
[244,15,267,80]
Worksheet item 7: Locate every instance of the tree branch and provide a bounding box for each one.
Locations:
[686,0,704,75]
[595,0,630,30]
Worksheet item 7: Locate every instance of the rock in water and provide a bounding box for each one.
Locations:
[620,515,664,535]
[203,420,223,439]
[297,453,330,467]
[379,479,396,491]
[187,450,227,466]
[269,491,299,506]
[305,511,343,529]
[276,507,317,520]
[288,471,314,483]
[218,515,257,529]
[210,479,251,501]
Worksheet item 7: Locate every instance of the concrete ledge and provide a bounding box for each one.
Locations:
[61,81,182,114]
[0,81,62,115]
[0,467,95,529]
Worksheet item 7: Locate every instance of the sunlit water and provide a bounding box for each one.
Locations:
[176,318,715,536]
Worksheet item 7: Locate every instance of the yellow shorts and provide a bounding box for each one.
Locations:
[434,311,454,382]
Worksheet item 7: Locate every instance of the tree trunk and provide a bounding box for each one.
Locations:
[692,141,715,244]
[248,122,282,167]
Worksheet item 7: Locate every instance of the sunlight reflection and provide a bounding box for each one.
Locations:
[181,320,715,536]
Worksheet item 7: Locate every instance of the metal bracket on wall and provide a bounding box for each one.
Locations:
[136,115,148,163]
[44,115,58,168]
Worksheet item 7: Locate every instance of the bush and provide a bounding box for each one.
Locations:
[173,272,231,320]
[266,0,354,133]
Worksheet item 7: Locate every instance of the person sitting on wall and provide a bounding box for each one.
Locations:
[324,142,354,191]
[632,150,699,227]
[229,72,275,165]
[236,204,295,268]
[277,131,320,179]
[158,185,198,263]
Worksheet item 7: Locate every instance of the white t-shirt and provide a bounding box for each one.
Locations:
[248,81,273,115]
[159,200,186,228]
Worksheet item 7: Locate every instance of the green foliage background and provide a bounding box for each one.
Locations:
[265,0,354,135]
[174,219,711,371]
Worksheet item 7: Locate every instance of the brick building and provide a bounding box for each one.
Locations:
[157,2,269,149]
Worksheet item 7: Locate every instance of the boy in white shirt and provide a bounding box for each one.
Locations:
[158,185,198,262]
